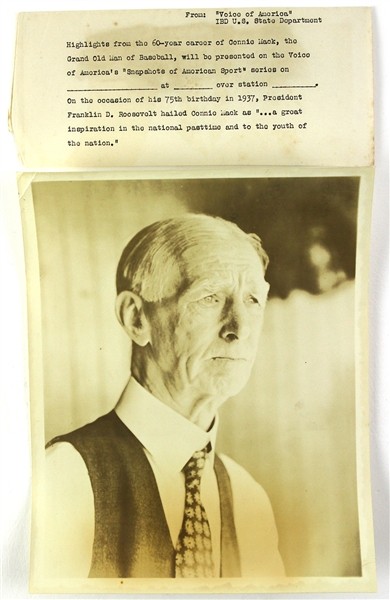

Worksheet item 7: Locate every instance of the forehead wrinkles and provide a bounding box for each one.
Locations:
[180,241,265,295]
[183,239,263,274]
[186,266,260,292]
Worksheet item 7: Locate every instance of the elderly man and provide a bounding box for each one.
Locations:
[44,213,285,579]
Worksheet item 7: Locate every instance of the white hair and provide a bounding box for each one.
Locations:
[116,213,269,302]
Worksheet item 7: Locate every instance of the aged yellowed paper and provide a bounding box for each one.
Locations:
[20,167,376,594]
[11,7,373,168]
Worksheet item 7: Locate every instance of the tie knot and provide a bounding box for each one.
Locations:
[183,446,208,482]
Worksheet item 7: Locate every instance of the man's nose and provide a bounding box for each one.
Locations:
[220,299,251,342]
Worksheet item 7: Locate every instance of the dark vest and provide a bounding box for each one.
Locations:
[47,411,241,578]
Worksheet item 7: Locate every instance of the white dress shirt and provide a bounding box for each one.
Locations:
[43,378,285,578]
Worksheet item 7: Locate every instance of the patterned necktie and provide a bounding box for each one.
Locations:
[175,446,215,577]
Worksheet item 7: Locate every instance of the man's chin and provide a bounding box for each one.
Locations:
[198,364,252,398]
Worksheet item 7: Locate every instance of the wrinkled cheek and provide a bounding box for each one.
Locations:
[186,336,221,384]
[150,321,178,371]
[176,342,206,382]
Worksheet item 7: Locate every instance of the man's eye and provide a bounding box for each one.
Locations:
[247,295,265,307]
[199,294,219,305]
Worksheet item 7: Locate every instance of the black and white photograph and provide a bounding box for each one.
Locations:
[18,169,375,593]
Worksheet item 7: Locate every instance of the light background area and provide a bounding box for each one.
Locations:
[0,2,388,600]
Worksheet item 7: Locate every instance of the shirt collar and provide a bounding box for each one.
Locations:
[114,377,218,473]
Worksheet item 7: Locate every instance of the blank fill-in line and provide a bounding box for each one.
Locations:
[173,87,214,91]
[272,84,319,89]
[67,88,159,92]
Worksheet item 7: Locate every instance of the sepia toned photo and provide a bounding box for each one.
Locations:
[20,168,375,594]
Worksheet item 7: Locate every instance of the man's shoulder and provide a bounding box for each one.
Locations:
[46,438,90,478]
[218,452,257,479]
[46,411,154,489]
[217,453,286,577]
[46,410,118,450]
[217,452,272,504]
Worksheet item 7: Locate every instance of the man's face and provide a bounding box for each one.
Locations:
[144,234,269,405]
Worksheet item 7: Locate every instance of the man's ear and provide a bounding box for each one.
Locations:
[115,291,151,347]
